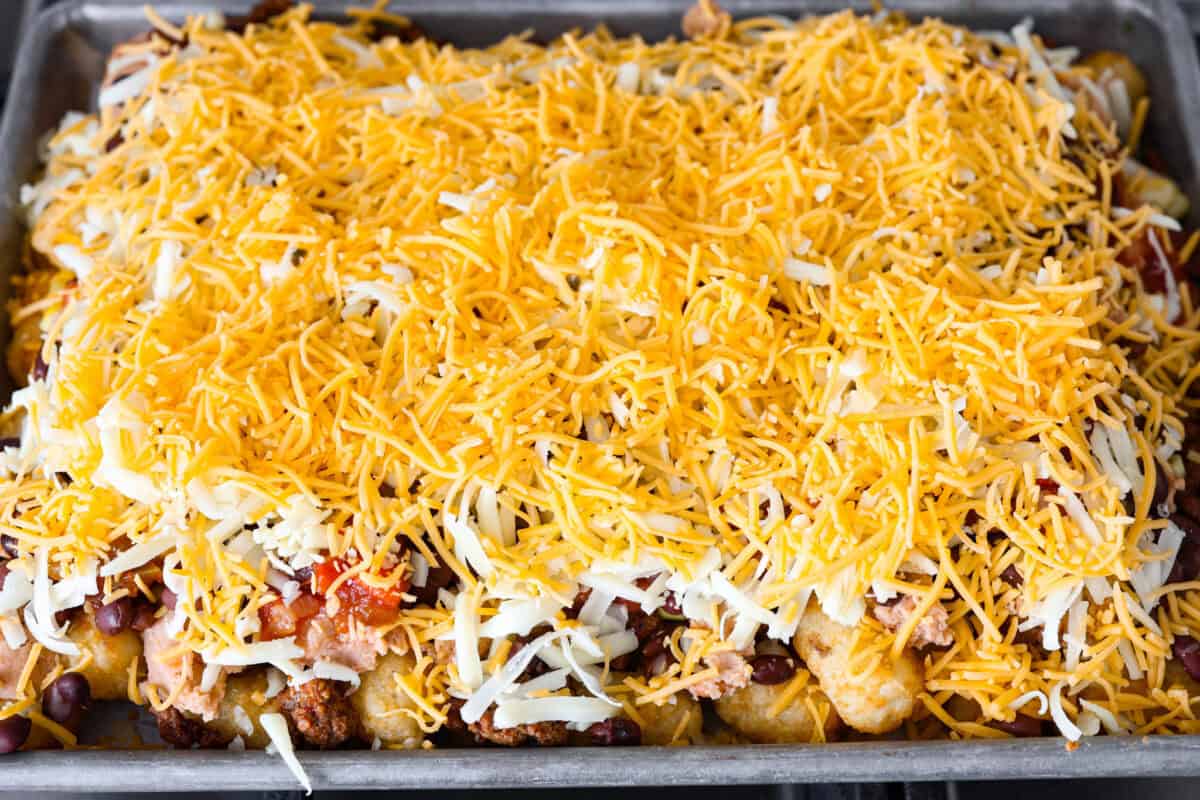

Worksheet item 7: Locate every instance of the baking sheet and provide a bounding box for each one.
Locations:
[1,0,1200,791]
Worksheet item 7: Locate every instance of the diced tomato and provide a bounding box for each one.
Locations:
[258,591,322,641]
[312,558,408,626]
[312,558,349,594]
[1035,477,1059,494]
[1117,229,1196,301]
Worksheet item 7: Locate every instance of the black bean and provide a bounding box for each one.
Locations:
[1186,461,1200,493]
[130,601,158,632]
[565,588,591,620]
[513,628,553,681]
[225,0,294,33]
[1035,478,1059,494]
[42,673,90,731]
[0,438,19,451]
[640,629,677,678]
[614,596,646,617]
[750,654,796,685]
[0,716,30,753]
[104,131,124,152]
[411,564,454,607]
[609,651,636,672]
[1,536,18,559]
[1172,539,1200,584]
[365,17,428,43]
[642,630,669,662]
[1152,461,1170,512]
[990,713,1045,737]
[643,651,670,677]
[1172,634,1200,681]
[31,351,48,382]
[1185,419,1200,445]
[660,591,682,617]
[1009,622,1045,649]
[378,482,396,499]
[1179,495,1200,524]
[95,597,133,636]
[630,614,662,644]
[1173,513,1200,541]
[587,717,641,745]
[999,565,1023,588]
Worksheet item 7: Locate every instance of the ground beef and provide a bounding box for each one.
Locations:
[280,678,359,749]
[682,0,730,39]
[431,638,456,666]
[226,0,294,33]
[445,699,568,746]
[688,650,751,700]
[873,595,954,649]
[153,706,232,749]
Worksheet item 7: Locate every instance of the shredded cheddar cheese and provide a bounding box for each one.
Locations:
[1,2,1199,760]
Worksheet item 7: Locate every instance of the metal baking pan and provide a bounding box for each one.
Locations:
[2,0,1200,792]
[0,1,43,90]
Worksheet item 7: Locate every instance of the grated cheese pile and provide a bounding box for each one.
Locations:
[4,1,1200,758]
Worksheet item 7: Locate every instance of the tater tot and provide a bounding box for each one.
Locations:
[1120,159,1190,218]
[206,670,283,748]
[7,316,42,388]
[636,692,704,745]
[4,255,68,387]
[1080,51,1148,109]
[793,605,922,735]
[351,651,424,747]
[67,612,142,701]
[1164,659,1200,695]
[714,679,840,743]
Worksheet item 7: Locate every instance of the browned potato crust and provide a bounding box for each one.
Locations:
[793,605,922,735]
[714,680,840,743]
[67,611,142,702]
[1080,51,1148,109]
[206,669,283,748]
[635,692,704,745]
[351,651,424,747]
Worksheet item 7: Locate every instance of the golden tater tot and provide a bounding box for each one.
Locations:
[793,605,922,735]
[351,651,424,747]
[206,670,283,748]
[1081,51,1148,109]
[714,679,840,744]
[67,612,142,702]
[635,692,704,745]
[1121,158,1190,218]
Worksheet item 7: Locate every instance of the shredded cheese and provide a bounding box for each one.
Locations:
[2,1,1200,763]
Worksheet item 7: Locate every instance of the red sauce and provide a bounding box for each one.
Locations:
[258,591,322,641]
[313,558,409,627]
[259,558,409,639]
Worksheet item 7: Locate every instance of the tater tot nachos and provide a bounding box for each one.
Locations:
[3,0,1200,788]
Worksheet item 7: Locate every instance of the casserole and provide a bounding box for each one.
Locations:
[0,0,1200,786]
